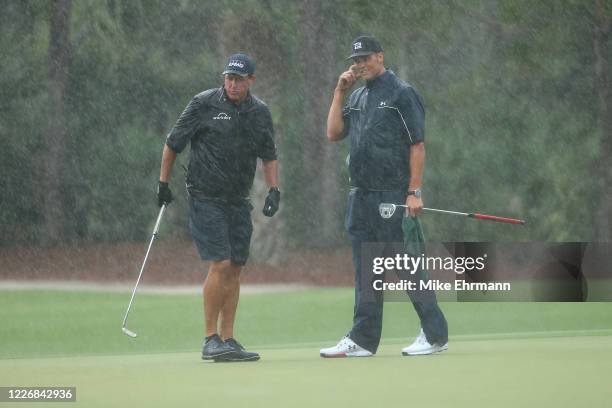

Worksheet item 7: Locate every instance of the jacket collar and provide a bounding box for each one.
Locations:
[366,69,392,89]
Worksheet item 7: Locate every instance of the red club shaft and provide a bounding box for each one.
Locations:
[469,212,525,225]
[391,205,526,225]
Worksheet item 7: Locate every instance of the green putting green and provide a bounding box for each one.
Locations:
[1,288,611,407]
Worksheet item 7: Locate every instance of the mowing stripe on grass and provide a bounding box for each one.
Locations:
[1,336,611,408]
[1,289,611,359]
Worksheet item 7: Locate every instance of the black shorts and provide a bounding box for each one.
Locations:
[188,196,253,265]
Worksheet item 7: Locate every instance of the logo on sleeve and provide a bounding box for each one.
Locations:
[213,112,231,120]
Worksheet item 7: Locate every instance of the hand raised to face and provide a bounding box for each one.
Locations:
[336,65,361,91]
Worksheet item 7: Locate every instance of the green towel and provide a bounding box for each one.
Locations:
[402,215,428,280]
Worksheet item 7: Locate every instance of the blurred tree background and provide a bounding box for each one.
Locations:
[1,0,610,260]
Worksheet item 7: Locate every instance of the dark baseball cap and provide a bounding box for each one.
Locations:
[347,35,383,60]
[222,53,255,77]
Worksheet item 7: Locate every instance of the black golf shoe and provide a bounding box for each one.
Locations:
[214,338,260,362]
[201,334,233,360]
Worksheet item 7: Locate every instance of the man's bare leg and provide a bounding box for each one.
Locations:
[202,260,259,361]
[219,262,242,340]
[203,260,233,337]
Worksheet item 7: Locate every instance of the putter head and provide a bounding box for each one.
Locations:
[122,326,137,338]
[379,203,397,219]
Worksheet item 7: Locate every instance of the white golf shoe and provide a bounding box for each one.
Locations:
[402,329,448,356]
[320,336,373,358]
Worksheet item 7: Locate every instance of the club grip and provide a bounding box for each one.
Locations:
[470,213,525,225]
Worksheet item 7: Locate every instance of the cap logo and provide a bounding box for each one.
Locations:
[228,60,245,69]
[353,42,362,50]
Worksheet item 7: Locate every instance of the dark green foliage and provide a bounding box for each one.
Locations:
[0,0,609,248]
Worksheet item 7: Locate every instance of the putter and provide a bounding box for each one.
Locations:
[379,203,525,225]
[121,204,167,338]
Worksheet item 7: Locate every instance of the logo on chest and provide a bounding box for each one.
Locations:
[213,112,231,120]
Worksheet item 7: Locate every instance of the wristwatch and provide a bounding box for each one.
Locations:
[408,188,422,198]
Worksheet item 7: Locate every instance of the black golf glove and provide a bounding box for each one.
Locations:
[263,187,280,217]
[157,181,173,207]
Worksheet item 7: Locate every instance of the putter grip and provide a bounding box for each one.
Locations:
[471,213,525,225]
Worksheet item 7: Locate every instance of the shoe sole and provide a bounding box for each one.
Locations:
[213,354,260,362]
[320,352,347,358]
[320,352,373,358]
[201,350,234,360]
[402,344,448,356]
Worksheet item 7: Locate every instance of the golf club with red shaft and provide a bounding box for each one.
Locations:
[379,203,525,225]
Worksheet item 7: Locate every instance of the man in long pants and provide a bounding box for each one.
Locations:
[321,35,448,357]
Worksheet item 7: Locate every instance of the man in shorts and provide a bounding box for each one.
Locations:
[157,52,280,362]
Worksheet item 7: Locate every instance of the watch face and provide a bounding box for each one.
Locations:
[414,189,422,198]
